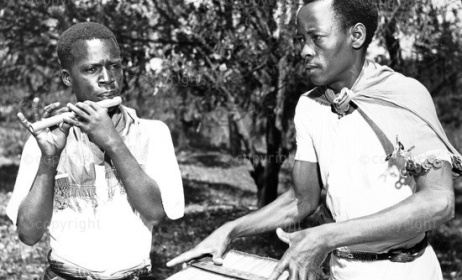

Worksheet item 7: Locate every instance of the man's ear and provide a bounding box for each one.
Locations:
[62,69,72,87]
[351,23,366,50]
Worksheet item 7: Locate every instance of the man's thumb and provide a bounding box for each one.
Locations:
[59,122,71,135]
[276,228,291,244]
[211,247,227,266]
[212,255,224,266]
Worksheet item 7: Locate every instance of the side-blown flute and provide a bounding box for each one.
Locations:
[28,96,122,133]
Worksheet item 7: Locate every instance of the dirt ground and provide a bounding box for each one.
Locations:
[0,150,461,279]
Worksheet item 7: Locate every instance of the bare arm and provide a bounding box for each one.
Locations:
[65,101,165,225]
[166,160,322,266]
[229,160,322,237]
[103,135,165,224]
[269,162,455,280]
[15,101,70,245]
[17,156,59,245]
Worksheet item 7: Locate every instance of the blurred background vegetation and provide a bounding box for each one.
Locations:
[1,0,462,279]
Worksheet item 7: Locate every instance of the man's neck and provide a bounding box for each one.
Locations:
[328,56,366,93]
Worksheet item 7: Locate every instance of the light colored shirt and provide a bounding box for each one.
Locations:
[7,119,184,277]
[294,93,446,280]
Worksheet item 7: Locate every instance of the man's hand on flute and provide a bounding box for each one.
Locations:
[63,100,121,152]
[17,97,72,160]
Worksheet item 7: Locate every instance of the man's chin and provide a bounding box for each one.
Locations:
[309,77,328,87]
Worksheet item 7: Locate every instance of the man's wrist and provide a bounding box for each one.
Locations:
[101,136,125,155]
[223,221,238,240]
[317,223,339,251]
[40,154,60,168]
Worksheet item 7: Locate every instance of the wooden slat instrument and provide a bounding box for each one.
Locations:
[166,250,289,280]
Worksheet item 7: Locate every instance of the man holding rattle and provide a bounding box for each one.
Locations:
[7,22,184,279]
[168,0,461,279]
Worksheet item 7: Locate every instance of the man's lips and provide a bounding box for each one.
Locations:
[97,90,119,99]
[304,63,319,71]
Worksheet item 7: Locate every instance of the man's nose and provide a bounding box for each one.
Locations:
[98,67,114,85]
[300,41,315,59]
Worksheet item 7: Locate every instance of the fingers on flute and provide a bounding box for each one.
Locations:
[84,101,104,113]
[32,97,41,122]
[67,103,90,121]
[17,112,35,134]
[62,115,79,127]
[53,106,71,116]
[59,122,71,136]
[43,102,61,118]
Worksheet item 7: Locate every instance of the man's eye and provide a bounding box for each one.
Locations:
[110,64,121,70]
[312,35,322,41]
[294,36,305,46]
[86,67,97,73]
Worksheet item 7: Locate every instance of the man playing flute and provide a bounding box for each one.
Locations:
[167,0,461,279]
[7,22,184,279]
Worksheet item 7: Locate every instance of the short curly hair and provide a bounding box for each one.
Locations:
[302,0,378,50]
[57,22,119,69]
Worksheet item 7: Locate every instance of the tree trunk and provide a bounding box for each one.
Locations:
[228,113,241,156]
[384,17,401,71]
[251,115,283,208]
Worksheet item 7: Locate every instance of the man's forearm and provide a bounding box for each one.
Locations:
[228,190,318,239]
[105,138,165,224]
[228,160,322,239]
[17,156,58,245]
[321,186,454,251]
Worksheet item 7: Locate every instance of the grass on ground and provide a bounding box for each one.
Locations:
[0,151,461,279]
